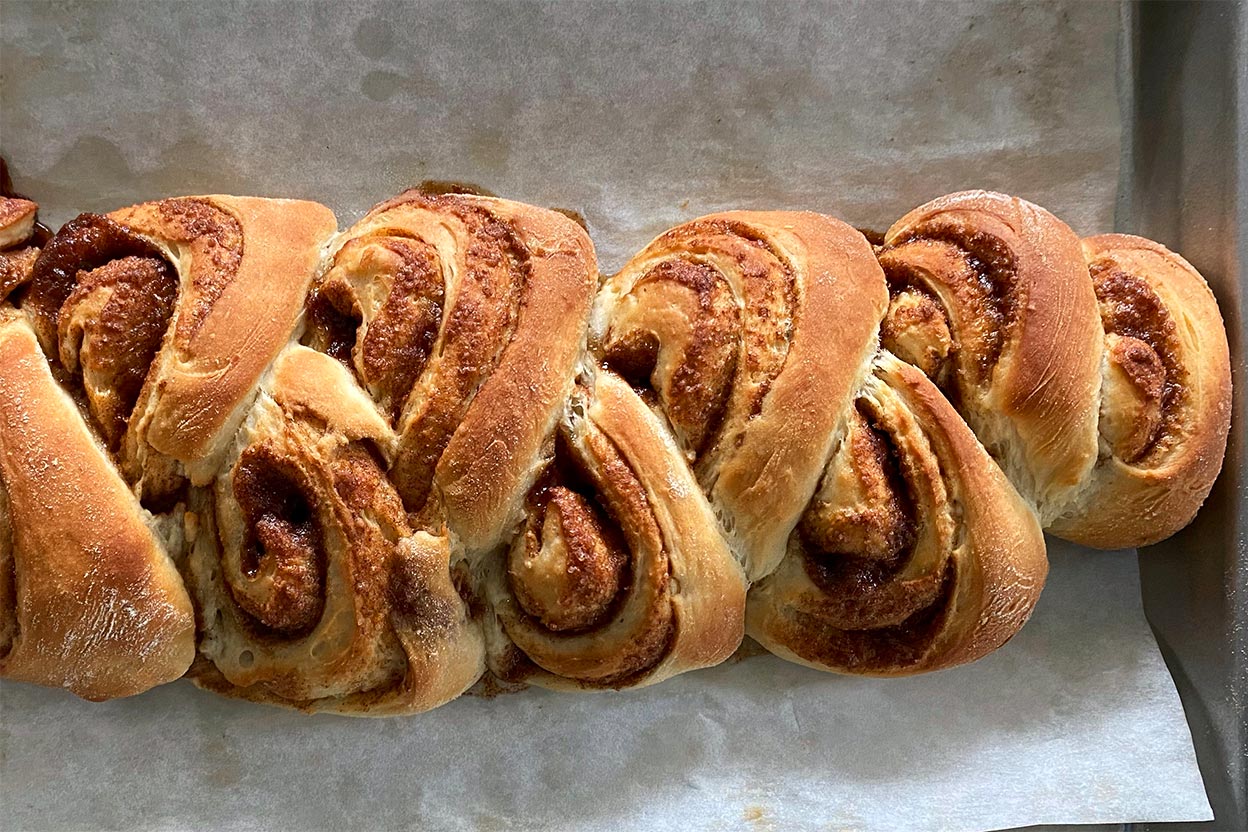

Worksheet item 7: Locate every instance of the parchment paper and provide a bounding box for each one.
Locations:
[0,2,1214,829]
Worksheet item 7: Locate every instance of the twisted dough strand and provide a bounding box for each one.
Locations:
[593,212,888,581]
[877,192,1103,512]
[191,344,483,714]
[484,371,746,689]
[746,352,1047,674]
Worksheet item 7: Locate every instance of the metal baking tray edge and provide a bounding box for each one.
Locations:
[1126,2,1247,829]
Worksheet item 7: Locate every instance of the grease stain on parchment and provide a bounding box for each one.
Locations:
[353,17,396,59]
[361,70,407,102]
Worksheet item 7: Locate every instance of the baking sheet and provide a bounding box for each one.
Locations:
[0,1,1214,829]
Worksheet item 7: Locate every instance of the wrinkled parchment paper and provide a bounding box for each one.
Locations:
[0,2,1213,829]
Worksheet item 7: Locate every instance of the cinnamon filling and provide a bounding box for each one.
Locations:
[358,241,443,416]
[1091,263,1185,462]
[305,193,534,518]
[918,222,1018,332]
[509,486,628,632]
[800,407,917,564]
[19,214,179,450]
[147,199,241,347]
[229,445,327,636]
[601,257,740,456]
[788,583,952,672]
[24,213,171,350]
[303,287,361,367]
[600,219,796,467]
[692,221,797,421]
[307,235,445,419]
[879,221,1018,385]
[57,256,177,447]
[504,422,674,685]
[510,431,633,633]
[796,401,951,669]
[386,196,527,514]
[879,288,955,386]
[329,441,434,629]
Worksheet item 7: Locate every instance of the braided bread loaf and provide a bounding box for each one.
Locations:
[0,185,1230,711]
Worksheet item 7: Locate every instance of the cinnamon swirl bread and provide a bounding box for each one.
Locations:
[0,183,1230,705]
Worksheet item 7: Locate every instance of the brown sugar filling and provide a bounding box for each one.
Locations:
[1090,262,1186,462]
[601,257,740,456]
[306,192,532,517]
[57,256,177,448]
[879,220,1019,387]
[509,431,634,635]
[24,214,178,448]
[600,219,797,469]
[505,424,675,686]
[25,213,171,347]
[796,402,952,671]
[229,444,327,637]
[306,235,445,420]
[383,196,528,516]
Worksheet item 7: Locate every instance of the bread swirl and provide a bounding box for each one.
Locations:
[484,371,747,689]
[1047,234,1232,547]
[189,344,484,714]
[746,352,1046,673]
[189,189,612,711]
[593,212,889,581]
[878,192,1231,548]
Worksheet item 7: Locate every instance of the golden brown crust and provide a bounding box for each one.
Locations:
[0,198,36,249]
[429,197,599,552]
[0,312,194,699]
[880,191,1103,512]
[306,190,597,552]
[189,191,598,711]
[268,346,396,457]
[1046,234,1232,547]
[108,196,338,489]
[878,194,1231,550]
[746,353,1047,674]
[596,208,1046,676]
[3,181,1229,704]
[594,211,889,580]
